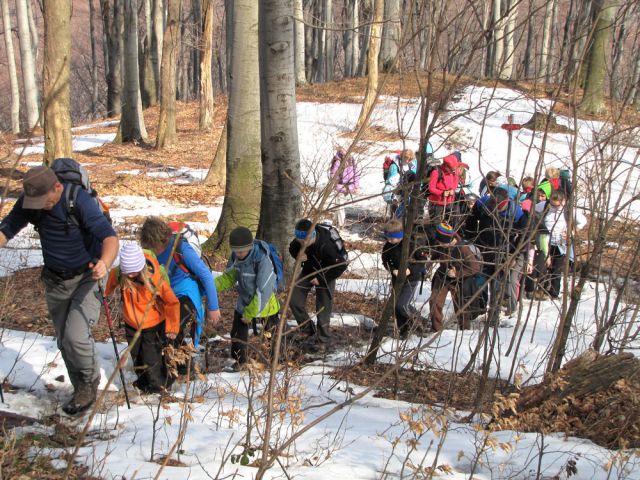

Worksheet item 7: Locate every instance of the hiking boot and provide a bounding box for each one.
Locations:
[62,377,99,415]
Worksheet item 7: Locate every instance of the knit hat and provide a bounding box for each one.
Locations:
[434,222,455,244]
[294,219,316,241]
[119,243,146,274]
[229,227,254,252]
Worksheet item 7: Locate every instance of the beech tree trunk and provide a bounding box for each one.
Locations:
[205,0,261,255]
[16,0,40,129]
[354,0,383,131]
[153,0,163,80]
[1,0,20,133]
[257,0,301,262]
[579,0,616,115]
[43,0,72,164]
[102,0,123,117]
[198,0,214,131]
[490,0,504,78]
[156,0,181,148]
[501,0,517,79]
[323,0,334,81]
[118,0,148,142]
[343,0,359,78]
[204,121,226,188]
[89,0,99,117]
[293,0,306,85]
[25,0,37,61]
[140,0,158,107]
[379,0,399,72]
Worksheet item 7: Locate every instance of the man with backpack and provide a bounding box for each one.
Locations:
[0,165,119,414]
[215,227,281,369]
[139,217,221,351]
[289,218,349,352]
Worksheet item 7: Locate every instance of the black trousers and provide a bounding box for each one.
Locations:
[543,245,565,298]
[393,280,419,336]
[174,296,197,347]
[290,276,335,344]
[231,310,280,364]
[125,322,168,391]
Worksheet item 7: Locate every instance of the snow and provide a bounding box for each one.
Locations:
[1,85,640,479]
[13,133,116,156]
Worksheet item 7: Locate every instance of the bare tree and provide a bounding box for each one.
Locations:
[293,0,306,85]
[1,0,20,133]
[42,0,72,164]
[205,0,261,254]
[16,0,40,129]
[379,0,400,72]
[156,0,181,148]
[118,0,148,142]
[101,0,124,117]
[354,0,382,131]
[89,0,99,117]
[198,0,215,131]
[343,0,359,78]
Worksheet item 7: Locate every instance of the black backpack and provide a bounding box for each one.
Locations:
[317,223,349,274]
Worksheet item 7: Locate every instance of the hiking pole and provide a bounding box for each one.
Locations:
[97,284,131,409]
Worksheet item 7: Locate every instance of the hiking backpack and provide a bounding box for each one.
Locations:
[50,157,112,226]
[317,222,349,265]
[382,156,398,182]
[167,221,212,275]
[264,241,286,292]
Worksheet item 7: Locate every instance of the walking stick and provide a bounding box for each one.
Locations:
[98,284,131,409]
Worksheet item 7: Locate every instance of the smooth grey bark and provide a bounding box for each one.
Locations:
[206,0,261,255]
[257,0,301,260]
[610,18,626,101]
[490,0,504,78]
[118,0,147,142]
[191,0,201,99]
[546,0,559,82]
[140,0,157,106]
[293,0,306,84]
[522,0,535,79]
[199,0,214,130]
[156,0,181,148]
[323,0,334,81]
[1,0,20,133]
[501,0,518,79]
[43,0,72,164]
[89,0,99,117]
[16,0,40,129]
[101,0,123,117]
[354,0,382,131]
[356,1,371,76]
[379,0,399,72]
[25,0,37,61]
[152,0,163,82]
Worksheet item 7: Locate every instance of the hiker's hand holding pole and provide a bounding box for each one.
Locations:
[90,236,119,280]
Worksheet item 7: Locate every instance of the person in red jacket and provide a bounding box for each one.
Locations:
[428,152,461,226]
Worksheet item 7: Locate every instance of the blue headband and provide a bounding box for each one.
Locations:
[384,230,404,239]
[295,229,316,240]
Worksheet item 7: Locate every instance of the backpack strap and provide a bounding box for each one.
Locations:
[64,183,83,227]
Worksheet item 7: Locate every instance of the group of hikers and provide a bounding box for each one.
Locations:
[0,147,584,415]
[0,162,350,414]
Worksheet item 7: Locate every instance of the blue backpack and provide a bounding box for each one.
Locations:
[265,242,286,292]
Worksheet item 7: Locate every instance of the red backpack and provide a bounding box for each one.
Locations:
[382,156,398,181]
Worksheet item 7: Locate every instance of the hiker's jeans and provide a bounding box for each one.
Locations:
[42,268,101,388]
[290,276,336,344]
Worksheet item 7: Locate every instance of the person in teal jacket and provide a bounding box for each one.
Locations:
[215,227,280,368]
[140,217,221,350]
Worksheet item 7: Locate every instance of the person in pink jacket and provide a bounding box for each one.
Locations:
[427,152,461,226]
[329,147,360,226]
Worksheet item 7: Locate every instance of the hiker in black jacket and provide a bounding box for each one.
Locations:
[380,219,429,338]
[289,219,348,351]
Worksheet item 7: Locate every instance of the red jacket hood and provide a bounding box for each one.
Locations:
[442,154,459,171]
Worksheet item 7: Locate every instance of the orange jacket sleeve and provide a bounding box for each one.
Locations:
[158,280,180,334]
[105,269,119,297]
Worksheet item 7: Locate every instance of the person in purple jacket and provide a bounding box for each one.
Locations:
[329,146,360,227]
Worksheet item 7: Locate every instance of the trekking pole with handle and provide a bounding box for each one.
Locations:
[98,283,131,409]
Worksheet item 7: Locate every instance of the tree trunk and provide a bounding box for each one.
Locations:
[89,0,99,117]
[546,0,559,82]
[610,19,625,102]
[556,0,575,84]
[153,0,163,75]
[323,0,333,81]
[343,0,359,78]
[568,0,594,90]
[204,121,226,188]
[102,0,123,117]
[379,0,399,72]
[579,0,616,115]
[1,0,20,133]
[140,0,158,107]
[491,0,504,78]
[42,0,72,164]
[304,0,314,81]
[293,0,306,85]
[628,50,640,109]
[312,0,325,83]
[156,0,181,148]
[501,0,518,79]
[16,0,40,129]
[257,0,301,264]
[198,0,214,131]
[118,0,148,143]
[25,0,37,61]
[539,0,554,81]
[205,0,261,256]
[191,0,201,100]
[354,0,383,131]
[522,0,535,79]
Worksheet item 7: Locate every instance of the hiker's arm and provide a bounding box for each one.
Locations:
[214,267,237,293]
[428,169,445,196]
[0,197,30,244]
[181,242,219,312]
[91,236,118,280]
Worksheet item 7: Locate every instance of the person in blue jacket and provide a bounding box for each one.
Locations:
[140,217,221,349]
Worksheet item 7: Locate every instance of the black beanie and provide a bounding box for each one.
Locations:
[229,227,253,251]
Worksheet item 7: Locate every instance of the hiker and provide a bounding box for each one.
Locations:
[464,187,530,316]
[382,149,417,217]
[289,219,349,351]
[329,146,360,227]
[380,219,429,338]
[519,176,535,212]
[139,217,221,350]
[478,171,501,197]
[215,227,280,369]
[105,243,179,393]
[429,223,484,331]
[0,165,119,414]
[427,152,461,226]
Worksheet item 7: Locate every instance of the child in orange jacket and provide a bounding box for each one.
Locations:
[105,243,180,393]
